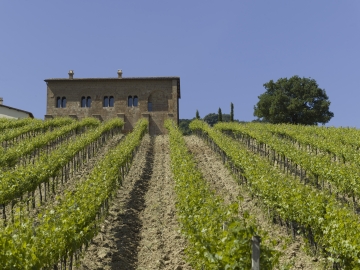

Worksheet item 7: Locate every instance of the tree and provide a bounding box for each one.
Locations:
[179,119,193,135]
[254,76,334,125]
[218,108,223,122]
[203,112,243,126]
[203,113,218,126]
[196,110,200,119]
[230,103,234,122]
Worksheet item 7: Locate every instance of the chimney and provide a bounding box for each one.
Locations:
[68,70,74,79]
[0,97,3,105]
[117,69,123,79]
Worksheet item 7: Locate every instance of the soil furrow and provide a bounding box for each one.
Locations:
[136,135,191,270]
[184,135,323,270]
[79,135,190,270]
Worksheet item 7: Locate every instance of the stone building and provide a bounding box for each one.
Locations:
[45,70,180,135]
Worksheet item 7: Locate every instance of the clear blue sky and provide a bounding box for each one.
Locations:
[1,1,359,127]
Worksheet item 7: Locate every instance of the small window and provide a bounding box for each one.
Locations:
[56,97,61,108]
[103,96,109,107]
[109,96,114,107]
[148,102,152,112]
[81,96,86,107]
[133,96,138,107]
[86,96,91,108]
[128,96,133,107]
[61,97,67,108]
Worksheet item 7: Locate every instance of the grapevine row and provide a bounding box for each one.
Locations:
[165,120,279,269]
[215,122,360,205]
[250,122,360,164]
[0,119,148,269]
[0,117,36,131]
[0,117,75,148]
[0,117,100,168]
[0,118,123,210]
[276,123,360,149]
[190,120,360,269]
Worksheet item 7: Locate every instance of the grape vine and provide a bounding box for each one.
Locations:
[190,119,360,269]
[0,119,148,269]
[165,120,279,269]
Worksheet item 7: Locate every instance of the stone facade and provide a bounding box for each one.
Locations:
[44,72,180,135]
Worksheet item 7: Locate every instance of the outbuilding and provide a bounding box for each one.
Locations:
[0,98,34,119]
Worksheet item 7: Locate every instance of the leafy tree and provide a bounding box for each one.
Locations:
[218,108,223,122]
[230,103,234,122]
[179,119,193,135]
[196,110,200,119]
[203,113,218,126]
[203,113,231,126]
[254,76,334,125]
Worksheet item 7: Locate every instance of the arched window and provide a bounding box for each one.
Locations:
[56,97,61,108]
[81,96,86,107]
[133,96,138,107]
[148,102,152,112]
[128,96,133,107]
[103,96,109,107]
[86,96,91,108]
[109,96,114,107]
[61,97,67,108]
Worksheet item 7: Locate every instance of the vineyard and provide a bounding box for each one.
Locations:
[1,117,360,269]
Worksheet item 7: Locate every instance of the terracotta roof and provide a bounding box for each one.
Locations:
[0,104,34,118]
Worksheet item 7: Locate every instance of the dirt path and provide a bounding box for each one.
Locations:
[79,135,191,270]
[184,135,323,270]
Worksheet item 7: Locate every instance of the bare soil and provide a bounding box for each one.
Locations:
[184,135,325,270]
[79,135,191,270]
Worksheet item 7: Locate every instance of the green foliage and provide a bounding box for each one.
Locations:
[216,122,360,202]
[0,119,148,268]
[196,110,200,119]
[254,75,334,125]
[165,120,279,270]
[0,118,100,168]
[0,117,75,145]
[0,117,39,130]
[0,118,122,206]
[190,120,360,268]
[203,113,242,126]
[230,103,234,122]
[218,108,223,122]
[179,119,193,135]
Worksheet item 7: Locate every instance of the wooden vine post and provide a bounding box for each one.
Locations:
[252,235,261,270]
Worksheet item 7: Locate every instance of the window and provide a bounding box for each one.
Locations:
[109,96,114,107]
[56,97,61,108]
[61,97,66,108]
[56,97,67,108]
[86,96,91,107]
[148,102,152,112]
[81,96,91,107]
[133,96,138,107]
[81,97,86,107]
[128,96,133,107]
[103,96,109,107]
[103,96,114,107]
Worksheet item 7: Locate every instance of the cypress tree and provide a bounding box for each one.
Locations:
[230,102,234,122]
[196,110,200,119]
[218,108,223,122]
